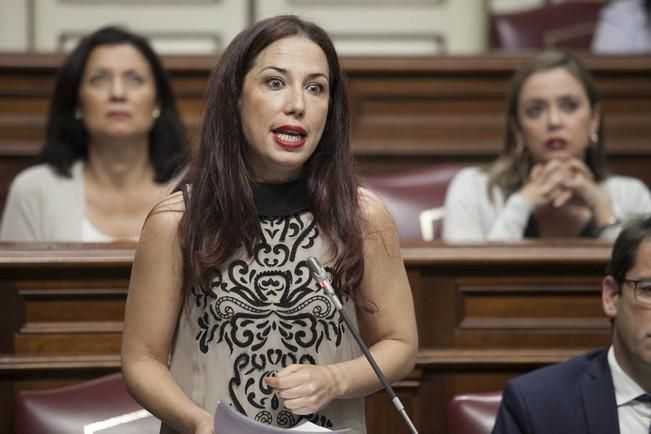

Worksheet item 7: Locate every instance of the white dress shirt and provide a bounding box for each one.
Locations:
[608,346,651,434]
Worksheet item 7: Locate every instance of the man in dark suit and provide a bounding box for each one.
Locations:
[492,215,651,434]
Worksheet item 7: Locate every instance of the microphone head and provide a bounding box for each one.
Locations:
[306,257,327,281]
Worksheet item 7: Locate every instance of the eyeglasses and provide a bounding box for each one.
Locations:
[622,278,651,307]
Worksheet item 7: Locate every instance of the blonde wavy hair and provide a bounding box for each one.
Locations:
[486,50,608,200]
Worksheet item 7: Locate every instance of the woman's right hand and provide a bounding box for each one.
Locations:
[193,413,214,434]
[519,159,572,207]
[264,363,342,415]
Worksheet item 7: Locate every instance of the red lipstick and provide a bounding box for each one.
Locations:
[545,138,568,150]
[272,125,306,148]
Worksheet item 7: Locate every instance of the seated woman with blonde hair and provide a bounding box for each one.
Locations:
[443,50,651,242]
[0,26,187,242]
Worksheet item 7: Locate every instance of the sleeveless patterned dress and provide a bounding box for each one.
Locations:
[161,180,366,433]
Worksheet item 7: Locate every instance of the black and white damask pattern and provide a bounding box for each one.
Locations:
[192,213,347,428]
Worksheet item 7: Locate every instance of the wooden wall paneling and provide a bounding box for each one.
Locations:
[402,241,613,349]
[2,54,651,215]
[15,285,128,354]
[344,55,651,173]
[14,281,129,355]
[366,381,421,434]
[0,243,134,356]
[0,242,616,434]
[0,270,20,354]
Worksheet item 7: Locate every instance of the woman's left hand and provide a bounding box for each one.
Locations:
[264,364,342,415]
[554,159,606,208]
[556,158,616,226]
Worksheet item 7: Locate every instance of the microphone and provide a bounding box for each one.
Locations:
[306,257,419,434]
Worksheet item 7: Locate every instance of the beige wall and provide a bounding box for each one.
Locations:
[0,0,591,55]
[0,0,248,54]
[491,0,543,13]
[0,0,29,51]
[256,0,487,55]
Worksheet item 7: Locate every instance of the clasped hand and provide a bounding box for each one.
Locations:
[264,364,341,415]
[520,158,607,210]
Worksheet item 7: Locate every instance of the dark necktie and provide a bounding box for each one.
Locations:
[635,394,651,434]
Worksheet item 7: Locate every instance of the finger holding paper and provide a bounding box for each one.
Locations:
[265,364,341,415]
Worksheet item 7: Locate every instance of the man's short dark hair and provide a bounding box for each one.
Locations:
[607,215,651,286]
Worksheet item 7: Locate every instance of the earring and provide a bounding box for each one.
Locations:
[152,107,161,119]
[590,131,599,144]
[514,141,525,157]
[74,109,82,120]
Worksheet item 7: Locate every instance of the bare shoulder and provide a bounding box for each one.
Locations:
[358,187,397,242]
[153,190,186,213]
[140,191,186,242]
[358,187,395,233]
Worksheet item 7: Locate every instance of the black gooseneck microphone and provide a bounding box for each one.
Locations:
[306,257,419,434]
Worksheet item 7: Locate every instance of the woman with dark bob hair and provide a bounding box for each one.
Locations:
[0,26,187,241]
[443,50,651,241]
[121,15,417,434]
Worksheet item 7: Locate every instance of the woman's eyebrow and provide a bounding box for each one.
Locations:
[259,65,328,80]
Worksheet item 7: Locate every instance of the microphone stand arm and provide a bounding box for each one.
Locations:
[307,257,419,434]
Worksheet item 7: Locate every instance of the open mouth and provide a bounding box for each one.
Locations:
[272,126,306,148]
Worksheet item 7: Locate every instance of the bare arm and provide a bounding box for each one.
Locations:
[267,189,418,413]
[337,188,419,395]
[121,193,213,434]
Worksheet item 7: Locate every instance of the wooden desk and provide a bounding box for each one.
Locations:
[402,240,612,349]
[2,54,651,212]
[0,241,611,434]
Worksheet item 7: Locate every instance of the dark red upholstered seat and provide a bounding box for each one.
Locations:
[14,372,159,434]
[363,164,462,241]
[447,391,502,434]
[489,2,603,50]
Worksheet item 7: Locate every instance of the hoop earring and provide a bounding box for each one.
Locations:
[74,109,82,120]
[152,107,161,119]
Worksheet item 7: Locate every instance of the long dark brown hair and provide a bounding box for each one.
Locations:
[487,50,607,198]
[178,15,364,297]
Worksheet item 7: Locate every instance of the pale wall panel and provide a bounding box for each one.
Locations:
[255,0,487,55]
[0,0,29,51]
[490,0,543,13]
[490,0,605,13]
[0,0,607,56]
[31,0,247,54]
[2,0,493,55]
[445,0,488,53]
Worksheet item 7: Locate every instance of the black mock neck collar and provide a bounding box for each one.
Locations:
[254,178,310,217]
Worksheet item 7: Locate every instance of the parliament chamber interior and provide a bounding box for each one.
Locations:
[1,1,650,433]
